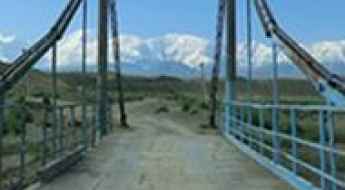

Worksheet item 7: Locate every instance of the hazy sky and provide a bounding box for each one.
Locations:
[1,0,345,44]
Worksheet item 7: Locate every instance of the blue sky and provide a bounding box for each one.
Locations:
[1,0,345,44]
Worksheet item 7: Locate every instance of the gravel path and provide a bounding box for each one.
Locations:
[32,99,294,190]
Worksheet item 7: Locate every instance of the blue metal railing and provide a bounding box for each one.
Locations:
[223,101,345,190]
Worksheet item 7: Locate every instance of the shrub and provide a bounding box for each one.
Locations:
[199,102,209,110]
[7,109,22,136]
[199,123,210,129]
[181,103,191,112]
[190,109,199,115]
[32,92,48,98]
[27,143,41,157]
[155,106,170,114]
[4,96,32,136]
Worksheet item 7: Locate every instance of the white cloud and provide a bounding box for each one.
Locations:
[309,40,345,64]
[0,33,17,61]
[0,33,15,44]
[119,34,145,63]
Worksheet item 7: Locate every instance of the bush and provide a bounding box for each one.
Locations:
[199,102,209,110]
[200,123,210,129]
[155,106,170,114]
[32,92,48,98]
[27,143,41,157]
[190,109,199,115]
[6,109,22,136]
[246,110,272,130]
[4,97,32,136]
[181,103,191,112]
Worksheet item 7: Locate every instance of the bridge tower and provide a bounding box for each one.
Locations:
[97,0,109,137]
[209,0,237,129]
[224,0,237,133]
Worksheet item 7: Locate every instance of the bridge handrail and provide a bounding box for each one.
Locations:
[227,101,345,112]
[225,100,345,189]
[230,123,345,188]
[231,116,345,157]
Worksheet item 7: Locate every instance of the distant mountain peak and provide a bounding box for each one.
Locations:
[119,33,212,67]
[1,30,345,78]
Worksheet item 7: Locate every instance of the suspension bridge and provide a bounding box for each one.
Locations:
[0,0,345,190]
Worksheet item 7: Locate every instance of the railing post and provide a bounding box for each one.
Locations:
[111,104,114,131]
[224,100,230,135]
[290,108,298,174]
[70,106,76,149]
[58,107,64,155]
[0,93,4,188]
[86,105,91,147]
[240,106,245,142]
[81,104,88,149]
[272,108,280,163]
[272,42,280,164]
[327,110,337,190]
[19,109,27,187]
[108,104,113,132]
[42,104,48,166]
[319,110,326,189]
[247,107,253,148]
[52,43,58,158]
[259,108,264,154]
[91,105,97,147]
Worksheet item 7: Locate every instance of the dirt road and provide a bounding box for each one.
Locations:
[33,99,293,190]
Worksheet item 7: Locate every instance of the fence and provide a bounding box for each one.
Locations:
[223,101,345,190]
[0,101,113,189]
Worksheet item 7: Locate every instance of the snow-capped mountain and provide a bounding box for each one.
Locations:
[1,30,345,78]
[43,31,213,77]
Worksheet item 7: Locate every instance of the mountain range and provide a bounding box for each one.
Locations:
[1,30,345,78]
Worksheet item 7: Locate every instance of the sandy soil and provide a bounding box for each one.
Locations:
[32,98,294,190]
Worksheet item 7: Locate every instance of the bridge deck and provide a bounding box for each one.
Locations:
[32,99,293,190]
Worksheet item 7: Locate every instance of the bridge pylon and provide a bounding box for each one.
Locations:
[97,0,109,137]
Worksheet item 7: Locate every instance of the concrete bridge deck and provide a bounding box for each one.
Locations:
[31,99,294,190]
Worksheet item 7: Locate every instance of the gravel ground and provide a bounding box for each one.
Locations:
[31,99,294,190]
